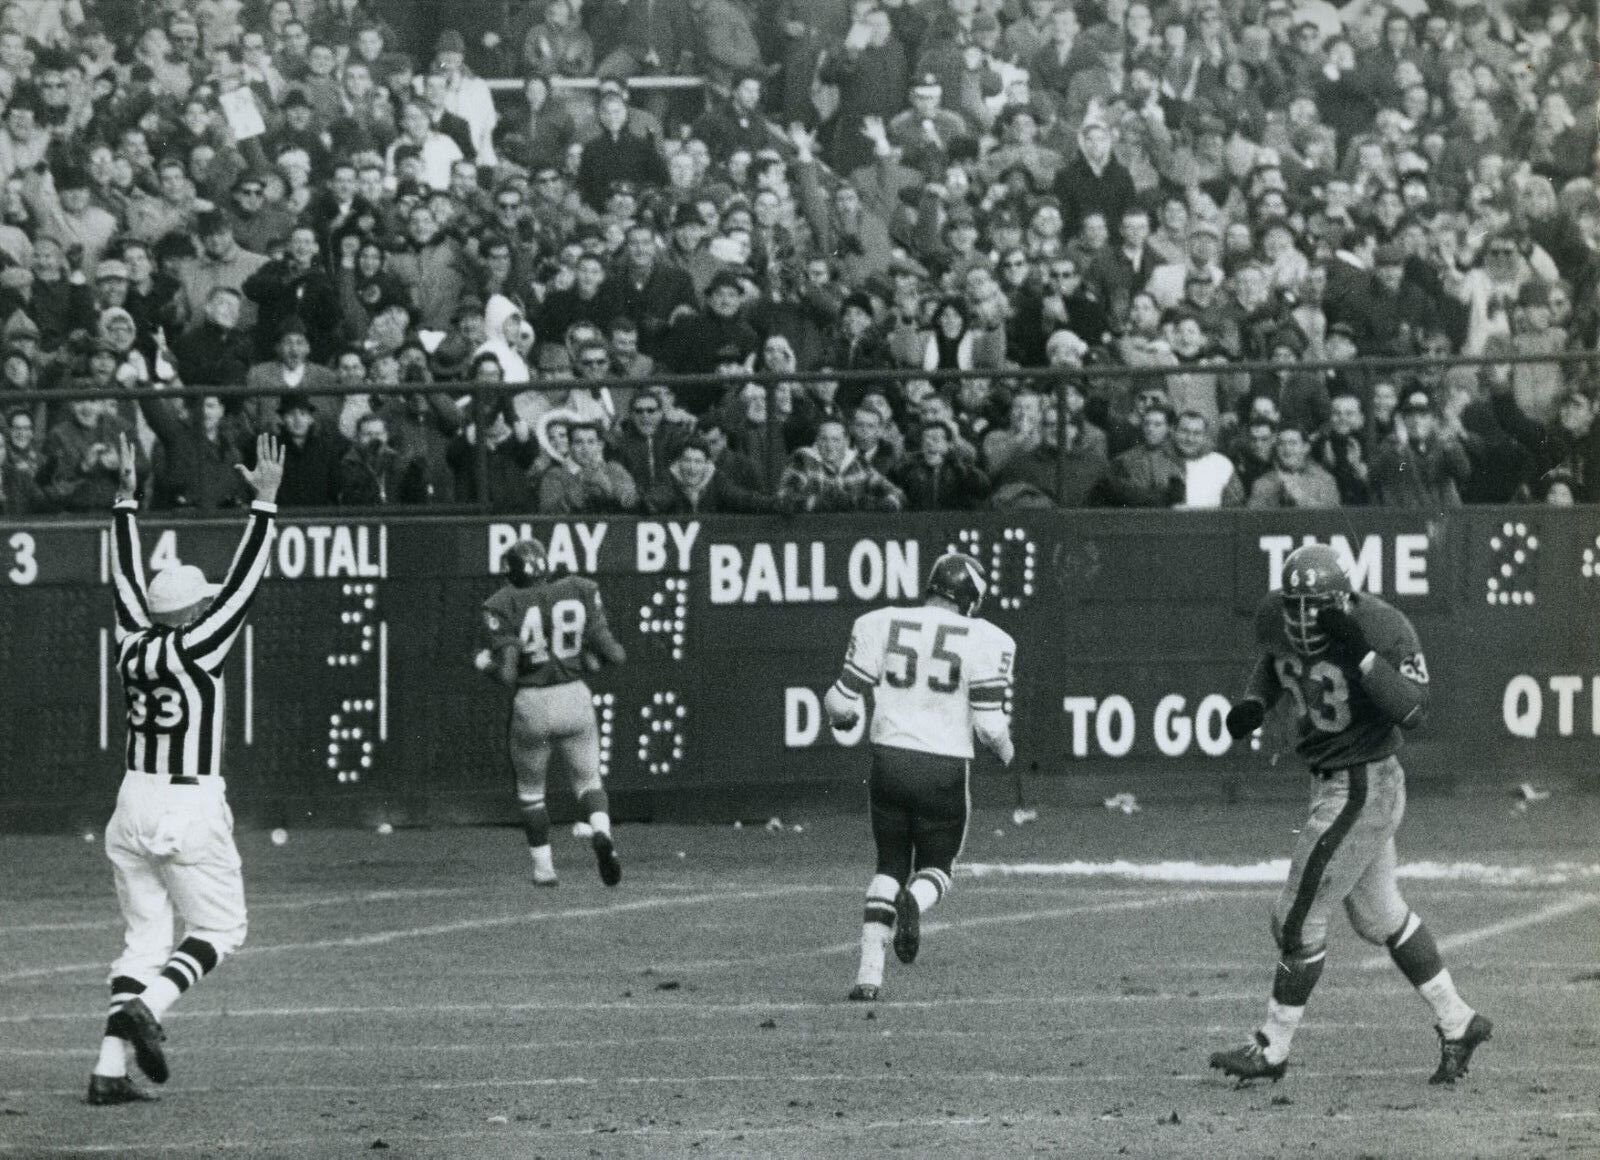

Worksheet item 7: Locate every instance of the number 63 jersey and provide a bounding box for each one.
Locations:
[842,605,1016,760]
[1253,592,1430,771]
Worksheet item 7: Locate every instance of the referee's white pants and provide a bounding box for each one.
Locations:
[105,772,249,986]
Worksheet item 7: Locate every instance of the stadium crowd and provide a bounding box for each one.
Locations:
[0,0,1594,518]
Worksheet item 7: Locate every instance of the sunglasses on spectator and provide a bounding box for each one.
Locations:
[633,403,660,414]
[1488,244,1515,255]
[239,186,264,196]
[580,355,610,367]
[1003,257,1028,268]
[497,199,521,209]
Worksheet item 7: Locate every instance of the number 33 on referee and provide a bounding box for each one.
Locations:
[87,433,282,1106]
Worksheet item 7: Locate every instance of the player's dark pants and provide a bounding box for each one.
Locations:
[869,744,970,883]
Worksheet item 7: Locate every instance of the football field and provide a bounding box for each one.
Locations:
[2,787,1597,1159]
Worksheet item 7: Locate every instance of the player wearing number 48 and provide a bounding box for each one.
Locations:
[824,553,1015,1003]
[1211,544,1491,1087]
[475,538,627,888]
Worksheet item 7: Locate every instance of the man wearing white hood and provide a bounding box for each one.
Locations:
[474,294,531,418]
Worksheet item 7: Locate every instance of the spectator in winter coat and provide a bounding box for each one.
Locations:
[1247,426,1342,508]
[242,225,343,361]
[644,438,774,514]
[0,406,45,515]
[173,287,255,388]
[1052,117,1137,242]
[777,418,904,513]
[276,396,346,507]
[1107,404,1186,507]
[990,402,1108,509]
[448,395,540,513]
[892,420,991,510]
[388,204,477,330]
[538,421,639,513]
[611,390,688,494]
[243,317,342,436]
[337,412,431,505]
[576,88,668,211]
[138,390,251,510]
[1172,411,1245,508]
[1369,389,1471,508]
[38,399,135,513]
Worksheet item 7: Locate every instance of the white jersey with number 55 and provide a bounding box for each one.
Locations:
[839,605,1015,759]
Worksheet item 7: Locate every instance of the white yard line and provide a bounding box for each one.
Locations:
[964,860,1600,887]
[0,977,1571,1026]
[1360,892,1600,970]
[653,891,1209,970]
[0,885,830,983]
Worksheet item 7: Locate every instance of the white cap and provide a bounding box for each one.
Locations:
[147,565,220,615]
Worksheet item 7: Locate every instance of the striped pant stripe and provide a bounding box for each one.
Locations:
[1280,767,1368,953]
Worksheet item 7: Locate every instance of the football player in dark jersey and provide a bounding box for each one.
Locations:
[1211,544,1491,1086]
[476,539,627,887]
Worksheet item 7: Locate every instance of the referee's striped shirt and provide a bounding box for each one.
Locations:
[111,499,277,780]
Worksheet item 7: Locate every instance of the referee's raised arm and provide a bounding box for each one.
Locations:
[180,435,285,670]
[110,434,151,643]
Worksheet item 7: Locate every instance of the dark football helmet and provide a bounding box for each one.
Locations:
[926,552,988,616]
[1280,543,1353,656]
[505,538,549,587]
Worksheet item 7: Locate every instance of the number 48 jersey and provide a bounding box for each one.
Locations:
[842,605,1016,759]
[482,576,614,687]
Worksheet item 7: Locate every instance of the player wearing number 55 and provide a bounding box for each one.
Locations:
[1211,544,1491,1088]
[87,433,282,1106]
[475,538,627,888]
[824,553,1015,1002]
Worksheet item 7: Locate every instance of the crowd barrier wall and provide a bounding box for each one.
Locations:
[0,508,1591,831]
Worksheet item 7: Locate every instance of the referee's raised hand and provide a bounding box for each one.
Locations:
[236,433,285,504]
[115,433,138,503]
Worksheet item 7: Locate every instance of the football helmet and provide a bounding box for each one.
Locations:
[504,538,549,587]
[1280,543,1352,656]
[926,552,987,616]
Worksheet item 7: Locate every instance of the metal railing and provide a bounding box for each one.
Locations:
[2,347,1592,516]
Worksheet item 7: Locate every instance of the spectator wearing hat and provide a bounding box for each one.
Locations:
[889,74,971,179]
[173,286,255,389]
[263,88,335,183]
[1247,424,1342,508]
[577,87,668,212]
[1370,388,1471,507]
[179,211,270,333]
[660,269,759,399]
[227,172,300,257]
[243,317,341,437]
[818,7,910,176]
[791,123,894,285]
[21,165,118,276]
[38,394,138,513]
[243,225,343,362]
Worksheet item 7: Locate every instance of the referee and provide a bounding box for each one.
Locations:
[88,432,282,1105]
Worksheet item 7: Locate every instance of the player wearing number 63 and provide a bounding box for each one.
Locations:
[477,538,627,888]
[88,433,282,1106]
[823,552,1016,1002]
[1211,543,1492,1087]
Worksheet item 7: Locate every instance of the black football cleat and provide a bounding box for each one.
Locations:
[1430,1014,1492,1085]
[87,1074,158,1105]
[848,983,879,1002]
[592,830,622,887]
[892,887,920,964]
[106,998,168,1084]
[1209,1032,1288,1085]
